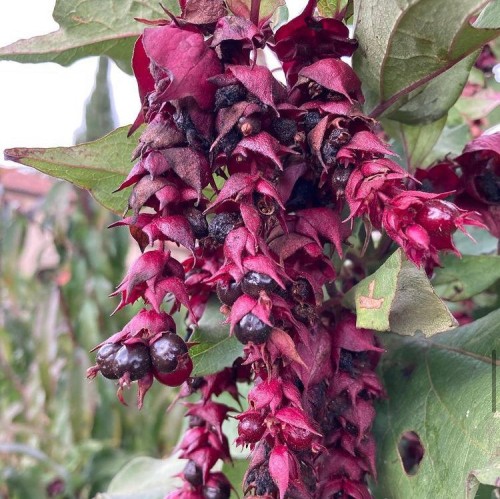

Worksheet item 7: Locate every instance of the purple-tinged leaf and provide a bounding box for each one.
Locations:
[143,25,222,110]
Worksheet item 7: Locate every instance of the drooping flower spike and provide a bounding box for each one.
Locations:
[86,1,486,497]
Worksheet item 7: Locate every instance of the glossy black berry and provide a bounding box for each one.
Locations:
[184,207,209,239]
[208,213,241,244]
[234,313,271,345]
[271,118,297,145]
[184,460,203,487]
[214,84,247,111]
[238,412,265,443]
[150,333,188,374]
[241,272,277,297]
[216,280,242,306]
[114,343,152,381]
[95,343,121,379]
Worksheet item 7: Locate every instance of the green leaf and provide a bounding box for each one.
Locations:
[4,126,136,215]
[384,115,447,170]
[453,226,499,255]
[97,456,184,499]
[189,298,244,377]
[467,461,500,498]
[372,309,500,498]
[317,0,349,17]
[0,1,179,73]
[420,123,472,166]
[223,459,248,498]
[455,88,500,121]
[343,249,457,335]
[353,0,500,123]
[474,0,500,29]
[433,254,500,301]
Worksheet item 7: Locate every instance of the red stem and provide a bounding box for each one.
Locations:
[250,0,261,26]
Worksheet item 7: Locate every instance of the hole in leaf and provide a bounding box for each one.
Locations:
[398,431,424,475]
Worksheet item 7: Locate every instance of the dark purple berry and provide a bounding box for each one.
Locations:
[234,313,271,345]
[339,350,355,373]
[184,207,209,239]
[203,478,231,499]
[114,343,152,381]
[203,486,230,499]
[238,412,265,443]
[184,460,203,487]
[322,129,351,165]
[292,303,317,324]
[214,84,246,110]
[331,164,354,196]
[271,118,297,145]
[241,271,277,297]
[150,333,188,374]
[188,415,205,428]
[153,356,193,386]
[208,212,242,244]
[189,376,205,390]
[284,426,314,451]
[95,343,121,379]
[217,127,242,156]
[216,280,242,306]
[321,141,339,165]
[304,111,322,132]
[291,278,313,303]
[286,178,317,211]
[475,170,500,203]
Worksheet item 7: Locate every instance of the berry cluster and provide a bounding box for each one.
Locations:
[87,309,192,407]
[87,0,484,497]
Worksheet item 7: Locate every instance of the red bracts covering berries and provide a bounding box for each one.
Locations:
[456,133,500,237]
[273,0,357,86]
[383,191,484,267]
[415,133,499,238]
[85,1,495,498]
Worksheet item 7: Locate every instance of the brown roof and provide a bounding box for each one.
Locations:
[0,167,54,197]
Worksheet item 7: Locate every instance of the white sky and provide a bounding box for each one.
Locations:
[0,0,306,169]
[0,0,139,168]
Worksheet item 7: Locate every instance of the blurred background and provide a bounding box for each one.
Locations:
[0,2,188,497]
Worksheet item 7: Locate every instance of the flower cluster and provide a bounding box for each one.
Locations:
[86,1,486,497]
